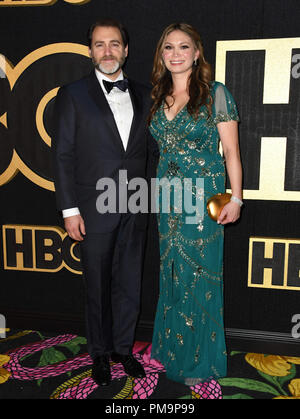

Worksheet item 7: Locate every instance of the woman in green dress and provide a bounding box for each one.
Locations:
[149,23,243,385]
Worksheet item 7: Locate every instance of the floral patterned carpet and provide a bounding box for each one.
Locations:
[0,330,300,399]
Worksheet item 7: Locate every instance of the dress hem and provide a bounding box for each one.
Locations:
[150,353,226,386]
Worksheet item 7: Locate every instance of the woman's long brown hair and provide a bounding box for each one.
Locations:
[148,23,213,123]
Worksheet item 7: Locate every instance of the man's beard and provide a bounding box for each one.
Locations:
[92,55,126,75]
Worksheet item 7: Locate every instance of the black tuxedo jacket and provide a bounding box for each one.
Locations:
[52,71,158,233]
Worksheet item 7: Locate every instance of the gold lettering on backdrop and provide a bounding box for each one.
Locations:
[0,44,89,191]
[216,38,300,201]
[0,0,91,6]
[2,224,82,274]
[248,237,300,291]
[36,88,59,147]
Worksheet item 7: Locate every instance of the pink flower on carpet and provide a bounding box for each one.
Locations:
[190,379,222,399]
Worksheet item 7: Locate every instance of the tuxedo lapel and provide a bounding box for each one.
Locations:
[86,72,124,152]
[126,79,143,153]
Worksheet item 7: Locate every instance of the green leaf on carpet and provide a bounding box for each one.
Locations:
[218,378,279,396]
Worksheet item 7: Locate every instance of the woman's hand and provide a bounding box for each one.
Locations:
[217,201,241,225]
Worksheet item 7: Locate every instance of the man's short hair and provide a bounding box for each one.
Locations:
[87,18,129,48]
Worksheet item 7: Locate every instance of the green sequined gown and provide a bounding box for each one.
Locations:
[149,82,239,385]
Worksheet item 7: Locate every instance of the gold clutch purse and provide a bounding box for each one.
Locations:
[206,193,232,221]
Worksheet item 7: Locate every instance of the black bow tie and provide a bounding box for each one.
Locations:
[103,78,129,94]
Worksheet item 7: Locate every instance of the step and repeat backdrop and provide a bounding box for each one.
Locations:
[0,0,300,354]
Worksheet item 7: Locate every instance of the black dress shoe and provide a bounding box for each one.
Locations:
[91,354,111,386]
[111,352,146,378]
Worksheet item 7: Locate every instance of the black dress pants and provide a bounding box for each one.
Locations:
[80,213,146,360]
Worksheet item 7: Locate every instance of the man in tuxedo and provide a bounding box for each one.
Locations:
[53,19,158,386]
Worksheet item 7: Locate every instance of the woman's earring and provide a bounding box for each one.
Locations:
[194,58,198,66]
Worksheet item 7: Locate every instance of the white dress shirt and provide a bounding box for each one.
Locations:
[62,69,134,219]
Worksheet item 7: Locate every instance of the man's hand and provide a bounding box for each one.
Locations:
[64,214,86,241]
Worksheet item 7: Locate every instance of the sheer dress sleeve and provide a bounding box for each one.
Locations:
[212,82,239,124]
